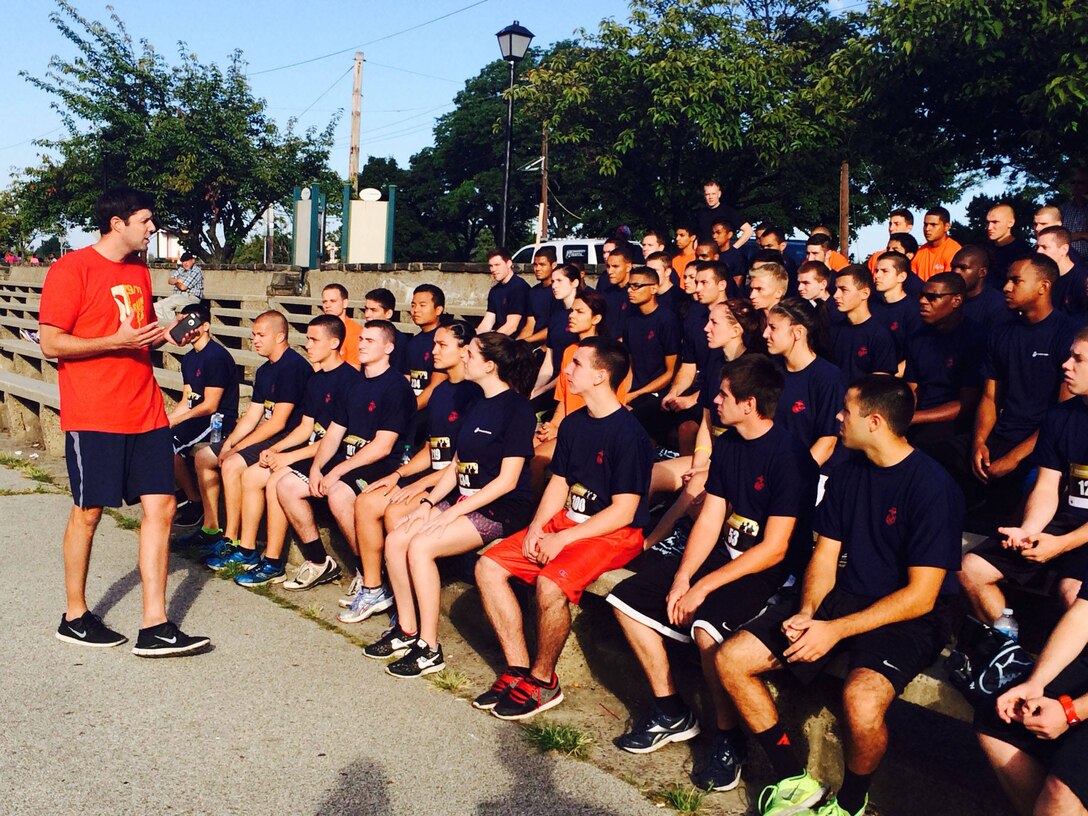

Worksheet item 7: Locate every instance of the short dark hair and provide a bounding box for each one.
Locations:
[642,229,664,244]
[927,271,967,298]
[711,218,735,233]
[674,221,697,235]
[752,248,786,266]
[323,283,349,300]
[413,283,445,309]
[956,244,991,269]
[1038,225,1072,247]
[876,250,911,278]
[628,265,659,284]
[365,287,396,313]
[760,225,786,244]
[888,232,919,255]
[838,264,874,291]
[645,250,672,265]
[703,178,721,190]
[487,247,512,262]
[797,260,830,282]
[363,318,397,348]
[695,260,730,285]
[180,302,210,325]
[255,310,289,339]
[925,206,952,223]
[609,243,635,263]
[180,252,194,263]
[534,246,557,263]
[95,186,155,234]
[720,353,784,419]
[578,336,630,391]
[1017,254,1059,285]
[309,313,345,346]
[806,233,833,248]
[851,375,914,437]
[889,208,914,225]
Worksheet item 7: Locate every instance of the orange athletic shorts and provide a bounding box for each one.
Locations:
[481,510,645,604]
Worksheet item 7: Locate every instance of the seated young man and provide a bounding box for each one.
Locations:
[977,575,1088,816]
[870,250,922,375]
[405,284,448,411]
[606,355,818,792]
[622,265,682,442]
[477,247,530,337]
[828,265,897,382]
[518,246,557,345]
[363,287,408,374]
[474,338,653,720]
[166,302,240,528]
[208,315,359,581]
[747,263,788,316]
[960,325,1088,623]
[717,376,964,816]
[275,320,415,591]
[184,311,312,556]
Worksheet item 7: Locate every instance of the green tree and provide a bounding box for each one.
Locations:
[14,1,340,263]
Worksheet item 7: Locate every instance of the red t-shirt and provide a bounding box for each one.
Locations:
[39,246,167,433]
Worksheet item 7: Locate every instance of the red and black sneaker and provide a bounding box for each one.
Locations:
[472,668,526,711]
[491,672,564,720]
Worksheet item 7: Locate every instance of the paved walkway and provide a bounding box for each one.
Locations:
[0,465,665,816]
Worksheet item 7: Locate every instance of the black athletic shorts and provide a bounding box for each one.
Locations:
[290,456,394,496]
[975,648,1088,809]
[172,416,212,457]
[65,427,174,508]
[968,514,1088,585]
[742,587,955,694]
[606,549,789,645]
[213,431,290,467]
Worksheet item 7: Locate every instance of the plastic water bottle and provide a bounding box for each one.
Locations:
[994,608,1019,640]
[400,442,413,466]
[210,413,224,444]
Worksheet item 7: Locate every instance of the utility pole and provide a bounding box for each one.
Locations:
[839,160,850,258]
[264,205,274,264]
[538,127,548,243]
[348,52,364,192]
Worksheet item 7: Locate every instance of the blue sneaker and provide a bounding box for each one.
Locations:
[234,558,287,586]
[337,584,395,624]
[175,527,223,555]
[206,545,260,572]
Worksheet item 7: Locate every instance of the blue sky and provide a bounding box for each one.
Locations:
[2,0,996,255]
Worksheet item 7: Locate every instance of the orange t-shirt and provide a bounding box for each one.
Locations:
[911,238,962,281]
[553,343,632,416]
[827,250,850,271]
[672,249,696,278]
[340,316,363,368]
[867,251,881,273]
[39,246,167,433]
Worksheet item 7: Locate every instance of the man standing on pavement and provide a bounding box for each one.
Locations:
[154,251,204,323]
[40,186,210,657]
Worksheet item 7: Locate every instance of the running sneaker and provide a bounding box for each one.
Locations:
[173,500,204,528]
[337,571,364,608]
[363,625,418,660]
[491,673,564,720]
[650,515,694,559]
[615,706,701,754]
[234,558,287,586]
[282,556,341,591]
[337,584,394,624]
[812,797,866,816]
[758,771,828,816]
[55,611,127,648]
[654,446,681,461]
[206,545,260,572]
[386,640,445,678]
[472,669,525,711]
[691,730,747,791]
[174,527,224,555]
[131,620,211,657]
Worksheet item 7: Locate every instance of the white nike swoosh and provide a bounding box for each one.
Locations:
[882,659,900,672]
[70,628,87,639]
[155,635,178,644]
[474,427,492,435]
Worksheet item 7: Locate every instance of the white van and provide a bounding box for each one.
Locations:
[512,239,644,266]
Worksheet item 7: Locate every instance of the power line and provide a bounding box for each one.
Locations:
[364,60,461,84]
[295,63,354,119]
[0,126,65,152]
[249,0,491,77]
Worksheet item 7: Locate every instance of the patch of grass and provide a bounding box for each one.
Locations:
[301,603,325,620]
[429,667,470,692]
[0,485,56,496]
[0,454,55,484]
[216,561,248,580]
[650,784,708,813]
[521,722,594,760]
[104,508,140,530]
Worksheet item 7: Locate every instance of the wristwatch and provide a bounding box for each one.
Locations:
[1059,695,1081,726]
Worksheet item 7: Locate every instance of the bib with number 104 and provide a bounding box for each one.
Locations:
[1070,464,1088,510]
[723,512,761,560]
[457,460,481,494]
[342,435,370,457]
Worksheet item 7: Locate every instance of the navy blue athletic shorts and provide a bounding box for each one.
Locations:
[65,427,174,508]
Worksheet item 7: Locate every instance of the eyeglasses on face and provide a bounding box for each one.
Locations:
[626,282,656,290]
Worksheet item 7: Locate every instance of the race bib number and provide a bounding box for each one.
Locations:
[342,435,369,457]
[1069,463,1088,510]
[409,369,430,396]
[309,422,327,445]
[723,512,761,560]
[263,400,274,421]
[429,436,453,470]
[457,460,481,493]
[565,482,603,522]
[710,423,727,438]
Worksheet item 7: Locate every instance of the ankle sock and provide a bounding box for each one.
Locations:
[837,770,872,814]
[754,723,804,781]
[299,538,327,563]
[654,694,686,718]
[201,526,221,535]
[265,555,286,568]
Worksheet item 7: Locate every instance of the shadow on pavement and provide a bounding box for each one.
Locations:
[314,757,392,816]
[94,552,216,625]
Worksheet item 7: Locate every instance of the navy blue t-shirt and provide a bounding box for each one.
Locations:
[700,353,729,436]
[903,272,924,301]
[545,306,577,373]
[406,327,438,396]
[1032,398,1088,520]
[552,405,653,529]
[904,319,985,412]
[623,305,682,391]
[987,237,1034,290]
[681,302,711,368]
[303,362,361,443]
[252,347,313,433]
[827,316,897,382]
[426,378,483,471]
[182,339,240,425]
[962,286,1013,337]
[719,248,746,288]
[1052,263,1088,317]
[601,284,631,341]
[774,356,846,450]
[870,294,922,363]
[454,388,536,525]
[528,282,556,335]
[982,309,1082,443]
[658,285,688,319]
[706,424,819,571]
[391,327,409,375]
[486,275,531,335]
[815,450,964,598]
[332,366,415,473]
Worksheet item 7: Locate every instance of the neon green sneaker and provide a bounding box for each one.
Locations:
[813,795,867,816]
[758,770,828,815]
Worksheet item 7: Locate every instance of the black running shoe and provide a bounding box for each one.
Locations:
[174,527,225,557]
[615,706,701,753]
[363,625,418,660]
[472,668,525,710]
[131,620,210,658]
[386,641,445,678]
[691,730,747,791]
[173,500,204,528]
[55,611,127,648]
[492,673,564,720]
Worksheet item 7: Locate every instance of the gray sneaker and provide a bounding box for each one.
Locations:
[282,556,341,591]
[337,571,364,608]
[337,584,394,624]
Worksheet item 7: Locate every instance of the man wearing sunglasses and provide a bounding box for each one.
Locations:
[623,266,681,441]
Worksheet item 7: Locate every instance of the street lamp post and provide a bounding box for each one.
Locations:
[495,20,533,248]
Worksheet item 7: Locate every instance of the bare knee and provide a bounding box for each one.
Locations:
[242,465,269,490]
[842,670,894,731]
[140,494,176,525]
[1036,774,1086,816]
[960,552,1002,589]
[1058,579,1082,610]
[694,627,720,655]
[72,506,104,530]
[276,473,307,504]
[716,631,771,684]
[475,555,508,587]
[535,575,568,609]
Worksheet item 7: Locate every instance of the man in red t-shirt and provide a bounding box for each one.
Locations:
[39,186,210,657]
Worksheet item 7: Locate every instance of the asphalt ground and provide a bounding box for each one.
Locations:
[0,463,667,816]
